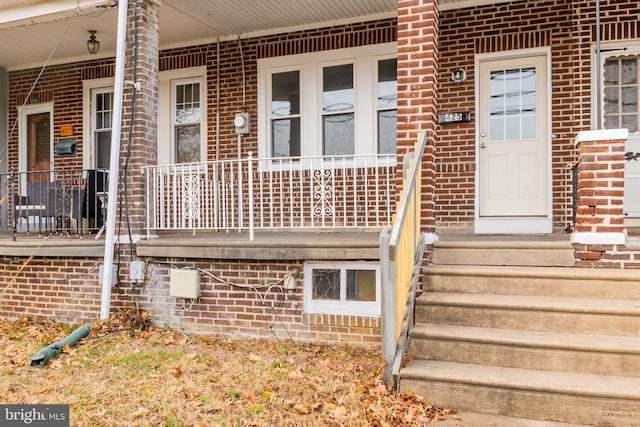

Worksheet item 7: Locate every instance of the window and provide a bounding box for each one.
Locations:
[258,43,398,160]
[377,58,398,154]
[158,68,207,165]
[603,56,639,133]
[173,78,202,163]
[322,63,355,155]
[598,44,640,217]
[93,88,113,169]
[303,262,380,316]
[270,70,301,157]
[489,67,537,141]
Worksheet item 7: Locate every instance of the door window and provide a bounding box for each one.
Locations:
[489,67,537,141]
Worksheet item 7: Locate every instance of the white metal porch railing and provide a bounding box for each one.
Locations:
[144,154,396,236]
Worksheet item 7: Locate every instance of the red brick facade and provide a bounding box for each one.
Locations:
[3,0,640,333]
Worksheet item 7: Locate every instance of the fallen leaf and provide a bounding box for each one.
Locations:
[293,404,310,414]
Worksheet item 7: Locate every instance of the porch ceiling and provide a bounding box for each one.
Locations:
[0,0,509,70]
[0,0,395,71]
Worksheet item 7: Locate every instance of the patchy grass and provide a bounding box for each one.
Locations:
[0,314,457,426]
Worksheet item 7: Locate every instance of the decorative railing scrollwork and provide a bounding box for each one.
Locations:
[625,152,640,161]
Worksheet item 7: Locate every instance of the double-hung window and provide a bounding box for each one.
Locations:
[93,88,113,169]
[173,78,203,163]
[322,63,355,155]
[258,43,397,161]
[270,70,301,157]
[377,58,398,154]
[158,67,206,165]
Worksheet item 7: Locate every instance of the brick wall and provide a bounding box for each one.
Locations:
[436,0,640,233]
[397,0,439,234]
[111,259,381,345]
[0,256,102,323]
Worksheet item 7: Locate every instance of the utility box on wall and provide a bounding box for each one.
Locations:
[169,269,200,299]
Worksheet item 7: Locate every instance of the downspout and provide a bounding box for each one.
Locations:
[100,0,128,319]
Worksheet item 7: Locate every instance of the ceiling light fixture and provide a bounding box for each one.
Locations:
[87,30,100,55]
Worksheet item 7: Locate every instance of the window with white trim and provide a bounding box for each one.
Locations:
[258,43,397,159]
[270,70,301,157]
[158,67,207,165]
[603,56,639,132]
[303,262,380,316]
[377,57,398,154]
[92,87,113,169]
[172,78,203,163]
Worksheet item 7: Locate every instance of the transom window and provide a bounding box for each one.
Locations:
[603,56,639,132]
[303,262,380,316]
[258,43,398,160]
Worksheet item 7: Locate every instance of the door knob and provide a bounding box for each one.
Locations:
[480,142,487,149]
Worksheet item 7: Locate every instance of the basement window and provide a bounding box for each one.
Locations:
[303,262,380,316]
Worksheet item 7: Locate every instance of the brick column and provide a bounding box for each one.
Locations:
[121,0,160,237]
[397,0,439,234]
[572,129,628,262]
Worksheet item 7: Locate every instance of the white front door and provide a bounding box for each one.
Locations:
[476,52,550,233]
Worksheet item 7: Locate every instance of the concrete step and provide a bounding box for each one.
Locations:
[431,239,575,267]
[424,264,640,299]
[417,292,640,337]
[399,361,640,425]
[409,324,640,377]
[434,411,589,427]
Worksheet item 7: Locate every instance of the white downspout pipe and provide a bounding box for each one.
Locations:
[100,0,128,319]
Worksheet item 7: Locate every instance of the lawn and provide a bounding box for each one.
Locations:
[0,310,456,426]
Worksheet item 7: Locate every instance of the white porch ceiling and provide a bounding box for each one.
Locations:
[0,0,496,70]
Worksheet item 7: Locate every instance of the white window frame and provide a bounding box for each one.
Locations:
[303,262,381,317]
[82,77,114,170]
[257,43,397,164]
[374,55,398,155]
[592,39,640,132]
[158,67,207,165]
[92,87,114,169]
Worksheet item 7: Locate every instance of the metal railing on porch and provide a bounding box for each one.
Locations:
[144,153,396,236]
[380,131,428,386]
[0,169,109,238]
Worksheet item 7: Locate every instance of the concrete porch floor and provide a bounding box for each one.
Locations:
[136,230,383,260]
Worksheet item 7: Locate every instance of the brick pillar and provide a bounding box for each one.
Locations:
[397,0,439,234]
[120,0,160,237]
[572,129,628,260]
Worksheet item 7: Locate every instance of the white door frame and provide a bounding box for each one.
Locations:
[474,47,553,234]
[18,102,54,185]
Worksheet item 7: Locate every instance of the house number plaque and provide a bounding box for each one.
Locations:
[438,111,471,124]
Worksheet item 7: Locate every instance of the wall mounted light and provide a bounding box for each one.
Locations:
[452,68,466,85]
[87,30,100,55]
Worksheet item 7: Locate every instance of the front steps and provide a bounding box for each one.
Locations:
[398,238,640,426]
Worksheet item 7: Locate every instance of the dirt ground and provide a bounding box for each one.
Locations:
[0,310,457,426]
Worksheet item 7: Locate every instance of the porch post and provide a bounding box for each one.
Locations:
[121,0,160,237]
[571,129,628,264]
[0,67,7,229]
